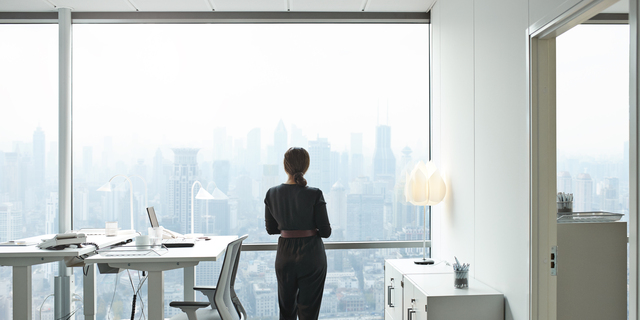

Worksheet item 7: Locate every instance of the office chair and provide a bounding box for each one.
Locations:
[170,235,249,320]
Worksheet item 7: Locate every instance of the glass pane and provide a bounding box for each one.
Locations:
[73,24,429,318]
[556,24,630,318]
[0,24,58,319]
[557,24,629,218]
[194,248,400,319]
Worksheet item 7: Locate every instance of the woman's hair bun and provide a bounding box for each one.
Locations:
[293,172,307,187]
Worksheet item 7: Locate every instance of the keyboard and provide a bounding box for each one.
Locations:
[162,238,196,247]
[104,251,154,257]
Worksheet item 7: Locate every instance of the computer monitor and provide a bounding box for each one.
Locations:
[146,206,160,228]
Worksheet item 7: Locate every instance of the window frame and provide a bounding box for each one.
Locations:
[0,11,432,252]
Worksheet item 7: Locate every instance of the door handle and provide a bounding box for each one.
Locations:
[387,285,394,307]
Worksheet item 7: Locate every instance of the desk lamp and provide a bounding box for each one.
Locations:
[98,174,135,231]
[405,160,446,265]
[128,174,148,208]
[189,180,215,238]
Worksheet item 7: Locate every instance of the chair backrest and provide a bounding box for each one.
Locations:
[214,235,248,320]
[229,240,247,320]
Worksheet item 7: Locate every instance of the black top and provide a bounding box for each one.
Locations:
[264,184,332,238]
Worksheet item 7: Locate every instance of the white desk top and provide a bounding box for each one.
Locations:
[0,233,137,260]
[386,259,454,274]
[85,235,237,264]
[405,273,503,297]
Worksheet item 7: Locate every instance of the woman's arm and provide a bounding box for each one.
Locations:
[314,191,332,238]
[264,200,280,235]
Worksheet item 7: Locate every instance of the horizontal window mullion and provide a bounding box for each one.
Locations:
[241,240,429,251]
[0,11,429,24]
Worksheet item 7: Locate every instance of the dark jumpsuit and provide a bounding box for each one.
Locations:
[264,184,332,320]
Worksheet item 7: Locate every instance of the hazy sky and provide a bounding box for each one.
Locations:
[556,24,629,160]
[3,23,628,164]
[1,24,430,163]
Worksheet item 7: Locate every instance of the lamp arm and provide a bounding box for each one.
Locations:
[191,181,203,235]
[109,174,135,230]
[129,174,148,207]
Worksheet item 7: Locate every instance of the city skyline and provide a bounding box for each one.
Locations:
[0,119,429,319]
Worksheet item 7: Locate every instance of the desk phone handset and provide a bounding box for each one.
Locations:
[162,229,183,239]
[38,233,88,250]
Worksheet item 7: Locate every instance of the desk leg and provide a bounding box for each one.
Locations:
[184,266,196,301]
[13,265,32,320]
[83,265,96,320]
[148,271,164,320]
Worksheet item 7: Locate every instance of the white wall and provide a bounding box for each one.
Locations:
[431,0,578,319]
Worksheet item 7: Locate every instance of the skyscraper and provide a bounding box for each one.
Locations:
[246,128,261,178]
[557,171,572,193]
[346,193,384,241]
[168,148,201,234]
[0,202,22,243]
[308,138,331,191]
[290,124,308,149]
[575,173,593,212]
[210,188,230,235]
[32,127,45,200]
[82,146,93,181]
[350,133,364,182]
[373,125,396,185]
[274,120,288,157]
[624,141,629,185]
[274,120,288,179]
[602,177,619,212]
[213,127,228,161]
[340,151,349,186]
[330,151,340,188]
[329,181,347,229]
[213,160,230,194]
[262,164,280,197]
[152,148,167,204]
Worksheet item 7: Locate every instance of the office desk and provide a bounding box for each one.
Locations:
[85,235,237,320]
[0,233,136,320]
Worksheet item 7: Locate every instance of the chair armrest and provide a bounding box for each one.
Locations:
[194,286,216,291]
[194,286,217,306]
[169,302,211,320]
[170,302,211,308]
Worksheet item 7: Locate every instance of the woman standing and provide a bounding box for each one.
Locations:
[264,147,332,320]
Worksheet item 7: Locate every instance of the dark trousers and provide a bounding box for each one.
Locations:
[275,235,327,320]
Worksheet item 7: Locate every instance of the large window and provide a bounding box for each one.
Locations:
[69,24,430,319]
[0,24,58,319]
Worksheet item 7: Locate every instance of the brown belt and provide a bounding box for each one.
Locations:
[280,229,317,238]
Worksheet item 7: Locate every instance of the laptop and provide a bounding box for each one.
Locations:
[146,206,195,248]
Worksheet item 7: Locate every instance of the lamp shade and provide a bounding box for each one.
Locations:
[195,187,215,200]
[404,160,446,206]
[97,182,112,192]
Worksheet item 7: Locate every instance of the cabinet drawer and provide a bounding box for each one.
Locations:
[384,260,404,320]
[403,280,427,320]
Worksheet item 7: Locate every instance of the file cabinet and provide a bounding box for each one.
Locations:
[384,259,504,320]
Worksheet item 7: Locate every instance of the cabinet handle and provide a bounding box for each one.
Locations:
[407,308,416,320]
[387,285,394,307]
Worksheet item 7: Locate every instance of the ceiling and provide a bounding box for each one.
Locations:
[0,0,436,12]
[0,0,627,14]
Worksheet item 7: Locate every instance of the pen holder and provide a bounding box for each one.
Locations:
[557,201,573,213]
[105,221,118,236]
[454,270,469,288]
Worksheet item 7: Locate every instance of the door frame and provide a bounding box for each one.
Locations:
[528,1,623,319]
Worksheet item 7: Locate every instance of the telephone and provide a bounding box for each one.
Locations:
[38,232,87,250]
[162,229,183,239]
